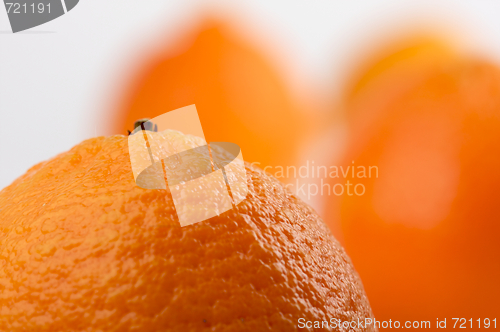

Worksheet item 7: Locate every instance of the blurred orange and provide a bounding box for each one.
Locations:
[111,18,305,172]
[325,37,500,328]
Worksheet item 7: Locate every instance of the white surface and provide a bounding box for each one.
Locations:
[1,0,500,199]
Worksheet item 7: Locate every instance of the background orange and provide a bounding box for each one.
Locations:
[111,18,308,173]
[325,37,500,329]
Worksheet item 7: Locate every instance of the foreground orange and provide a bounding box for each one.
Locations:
[112,19,305,172]
[326,38,500,328]
[0,131,375,331]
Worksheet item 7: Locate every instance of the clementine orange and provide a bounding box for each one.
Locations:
[326,38,500,329]
[0,131,376,331]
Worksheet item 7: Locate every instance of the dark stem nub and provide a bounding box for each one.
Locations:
[128,118,159,135]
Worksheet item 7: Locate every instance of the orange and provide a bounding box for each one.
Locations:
[111,18,305,173]
[326,37,500,328]
[0,131,376,331]
[343,36,458,155]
